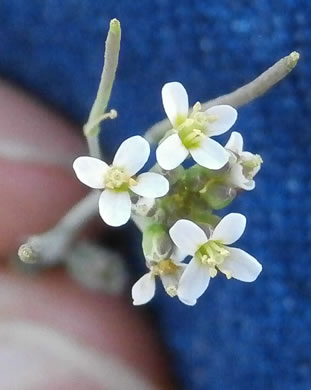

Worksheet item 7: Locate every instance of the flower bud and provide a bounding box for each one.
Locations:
[184,164,228,193]
[132,197,157,217]
[142,224,173,262]
[200,180,236,210]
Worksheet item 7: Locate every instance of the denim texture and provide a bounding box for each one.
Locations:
[0,1,310,389]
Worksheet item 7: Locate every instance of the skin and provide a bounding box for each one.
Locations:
[0,80,174,389]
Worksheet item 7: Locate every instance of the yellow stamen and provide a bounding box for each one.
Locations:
[128,178,137,186]
[196,240,230,279]
[166,286,177,297]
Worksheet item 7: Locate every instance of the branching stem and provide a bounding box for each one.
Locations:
[17,50,299,265]
[18,19,121,265]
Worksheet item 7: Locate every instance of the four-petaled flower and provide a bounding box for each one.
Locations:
[225,131,263,191]
[156,82,238,170]
[169,213,262,305]
[73,136,169,227]
[132,248,186,305]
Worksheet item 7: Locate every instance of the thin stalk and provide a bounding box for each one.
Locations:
[84,18,121,157]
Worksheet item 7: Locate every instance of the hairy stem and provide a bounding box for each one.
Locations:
[144,51,300,144]
[84,18,121,157]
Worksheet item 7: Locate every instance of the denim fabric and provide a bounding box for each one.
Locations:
[0,1,310,389]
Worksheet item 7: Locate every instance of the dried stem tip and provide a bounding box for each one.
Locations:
[285,51,300,70]
[110,18,121,33]
[18,244,38,264]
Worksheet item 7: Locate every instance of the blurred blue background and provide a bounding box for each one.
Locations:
[0,1,310,389]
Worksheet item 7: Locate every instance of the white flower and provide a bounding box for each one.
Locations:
[156,82,237,170]
[169,213,262,305]
[132,248,186,305]
[225,131,263,191]
[73,136,169,227]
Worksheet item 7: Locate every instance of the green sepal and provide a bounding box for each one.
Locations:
[200,180,236,210]
[142,224,173,262]
[184,164,228,192]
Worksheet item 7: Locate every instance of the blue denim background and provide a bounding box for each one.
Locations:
[0,1,310,389]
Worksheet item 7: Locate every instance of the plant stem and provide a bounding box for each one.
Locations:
[17,19,122,264]
[144,51,300,144]
[84,18,121,158]
[18,191,100,265]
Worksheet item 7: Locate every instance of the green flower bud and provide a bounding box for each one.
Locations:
[142,224,173,262]
[165,165,185,185]
[190,209,221,227]
[200,180,236,210]
[184,164,228,192]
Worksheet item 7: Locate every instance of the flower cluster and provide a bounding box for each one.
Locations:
[73,81,263,306]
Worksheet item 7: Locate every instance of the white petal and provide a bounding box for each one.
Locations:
[205,105,237,136]
[230,164,255,191]
[218,247,262,282]
[243,179,255,190]
[113,136,150,176]
[130,172,169,198]
[169,219,207,256]
[177,257,210,305]
[73,156,108,189]
[241,151,262,178]
[189,136,228,169]
[132,272,156,305]
[99,190,131,227]
[162,82,189,127]
[211,213,246,245]
[170,247,187,263]
[156,133,189,170]
[225,131,243,154]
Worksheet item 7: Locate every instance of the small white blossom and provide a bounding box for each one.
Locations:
[132,248,186,305]
[169,213,262,305]
[225,131,263,191]
[156,82,237,170]
[73,136,169,227]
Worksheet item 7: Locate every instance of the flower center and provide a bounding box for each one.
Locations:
[195,240,230,278]
[152,259,178,276]
[177,102,218,149]
[166,286,178,297]
[104,167,136,191]
[151,259,179,298]
[241,154,263,180]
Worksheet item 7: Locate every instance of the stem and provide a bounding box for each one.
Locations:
[17,19,122,264]
[144,51,300,144]
[202,51,300,109]
[83,19,121,158]
[18,191,100,265]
